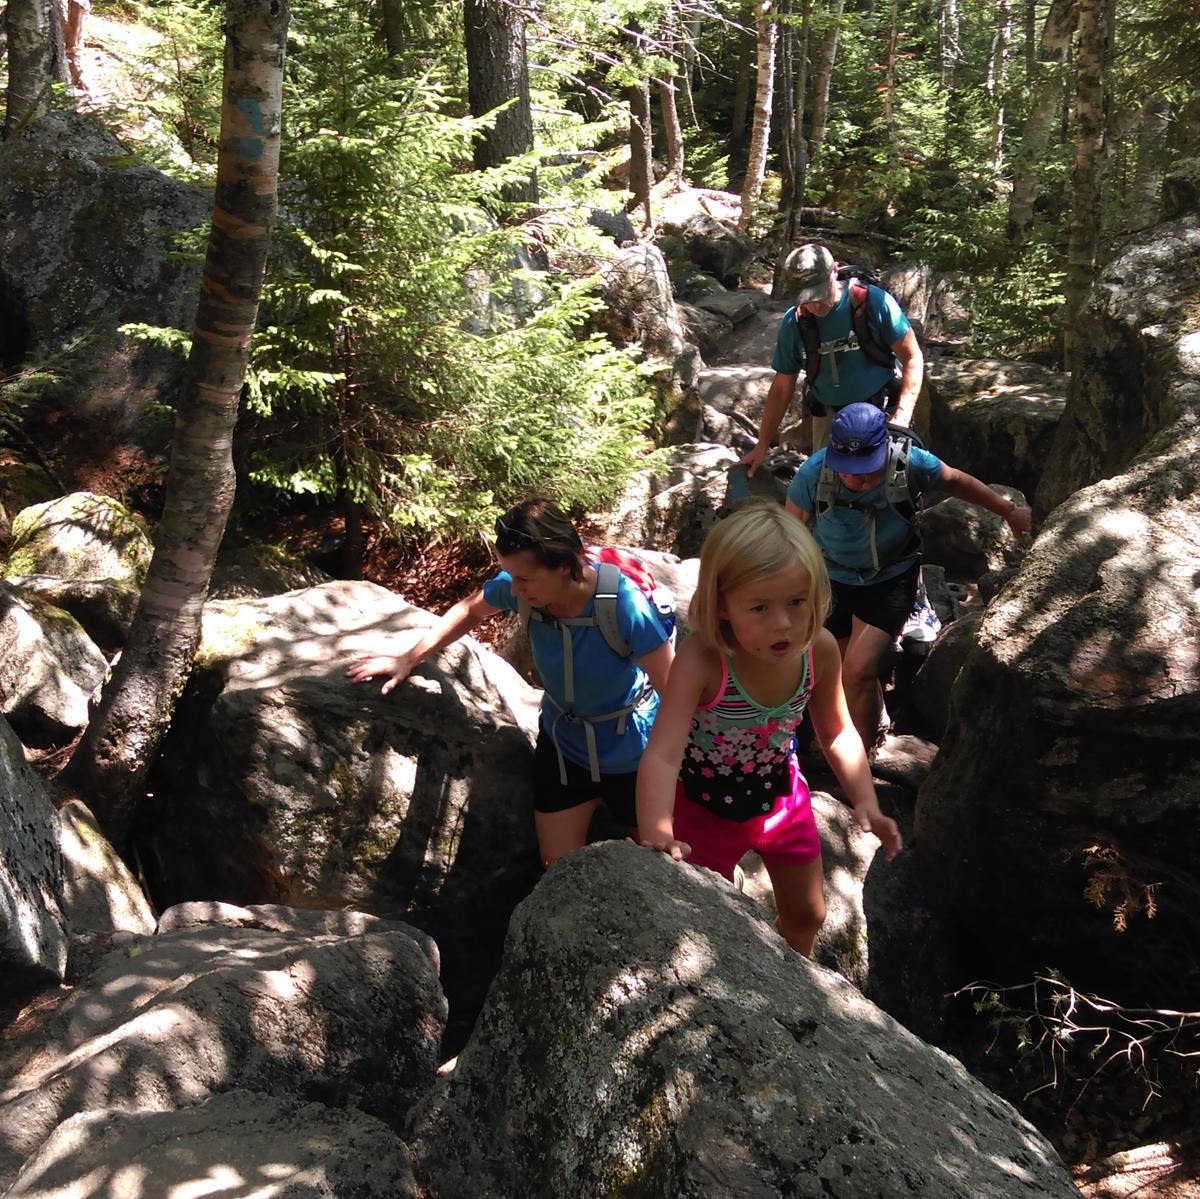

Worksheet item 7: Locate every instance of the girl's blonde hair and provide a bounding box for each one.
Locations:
[689,502,831,655]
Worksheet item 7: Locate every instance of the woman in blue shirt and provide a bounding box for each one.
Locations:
[786,403,1030,750]
[348,499,674,867]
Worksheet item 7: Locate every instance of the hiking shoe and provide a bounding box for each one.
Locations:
[901,599,941,646]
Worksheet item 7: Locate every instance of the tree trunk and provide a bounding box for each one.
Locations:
[987,0,1011,170]
[463,0,537,207]
[729,7,755,174]
[4,0,66,133]
[808,0,843,168]
[1063,0,1106,371]
[380,0,404,56]
[658,75,686,185]
[739,0,777,231]
[777,0,796,276]
[883,0,900,161]
[1130,93,1170,227]
[792,0,811,206]
[658,3,685,185]
[680,12,701,128]
[68,0,290,843]
[1006,0,1077,244]
[626,54,653,229]
[1024,0,1036,83]
[938,0,960,89]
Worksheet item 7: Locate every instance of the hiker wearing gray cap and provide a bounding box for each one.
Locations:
[739,243,924,476]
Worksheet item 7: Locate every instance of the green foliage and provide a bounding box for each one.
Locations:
[237,2,654,542]
[964,242,1066,357]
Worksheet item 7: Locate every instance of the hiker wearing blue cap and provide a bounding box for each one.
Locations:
[786,403,1031,748]
[740,243,924,477]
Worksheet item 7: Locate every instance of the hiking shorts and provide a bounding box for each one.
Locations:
[826,561,920,640]
[532,728,639,825]
[672,758,820,882]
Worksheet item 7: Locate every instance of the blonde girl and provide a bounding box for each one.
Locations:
[637,502,901,956]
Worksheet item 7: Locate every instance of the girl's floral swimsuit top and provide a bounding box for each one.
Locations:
[680,647,814,822]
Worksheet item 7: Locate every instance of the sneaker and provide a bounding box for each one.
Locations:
[900,598,941,646]
[732,864,746,892]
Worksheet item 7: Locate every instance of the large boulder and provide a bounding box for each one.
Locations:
[917,424,1200,1005]
[881,262,970,343]
[1036,218,1200,516]
[6,575,139,649]
[657,188,754,288]
[916,218,1200,1009]
[4,492,153,588]
[910,607,985,739]
[595,443,740,557]
[0,715,67,996]
[0,906,444,1189]
[0,581,108,741]
[57,799,155,956]
[6,1090,419,1199]
[410,843,1078,1198]
[0,111,209,464]
[1161,156,1200,220]
[925,355,1067,499]
[919,485,1028,577]
[141,581,543,1048]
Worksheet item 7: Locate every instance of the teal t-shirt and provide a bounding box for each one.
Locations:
[771,283,910,410]
[787,446,943,584]
[483,570,668,773]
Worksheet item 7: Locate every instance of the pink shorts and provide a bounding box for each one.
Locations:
[673,758,821,882]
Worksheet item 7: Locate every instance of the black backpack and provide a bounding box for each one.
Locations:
[797,265,902,416]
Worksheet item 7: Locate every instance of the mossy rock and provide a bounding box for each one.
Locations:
[5,492,153,587]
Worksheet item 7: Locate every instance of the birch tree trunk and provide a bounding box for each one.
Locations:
[1006,0,1077,244]
[739,0,777,231]
[1063,0,1106,371]
[4,0,66,133]
[987,0,1012,170]
[1131,94,1170,227]
[938,0,960,89]
[808,0,844,168]
[68,0,290,843]
[464,0,537,206]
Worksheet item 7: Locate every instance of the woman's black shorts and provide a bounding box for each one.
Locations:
[532,727,639,826]
[826,561,920,640]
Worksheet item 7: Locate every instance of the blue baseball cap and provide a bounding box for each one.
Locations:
[825,403,888,474]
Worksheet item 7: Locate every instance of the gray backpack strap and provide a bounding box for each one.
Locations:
[883,435,911,510]
[592,561,630,659]
[814,461,837,519]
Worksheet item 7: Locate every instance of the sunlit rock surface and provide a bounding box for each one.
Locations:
[0,715,67,995]
[1036,218,1200,516]
[142,580,542,1049]
[0,906,443,1190]
[6,1090,418,1199]
[4,492,153,588]
[0,582,107,740]
[411,843,1078,1199]
[925,356,1066,500]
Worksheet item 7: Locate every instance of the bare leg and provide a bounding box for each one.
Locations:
[534,799,599,869]
[764,856,826,957]
[839,618,893,748]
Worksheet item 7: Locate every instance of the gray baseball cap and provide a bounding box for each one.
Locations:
[783,243,835,304]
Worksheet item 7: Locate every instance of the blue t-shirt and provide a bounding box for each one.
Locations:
[771,283,911,410]
[483,570,669,773]
[787,446,943,584]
